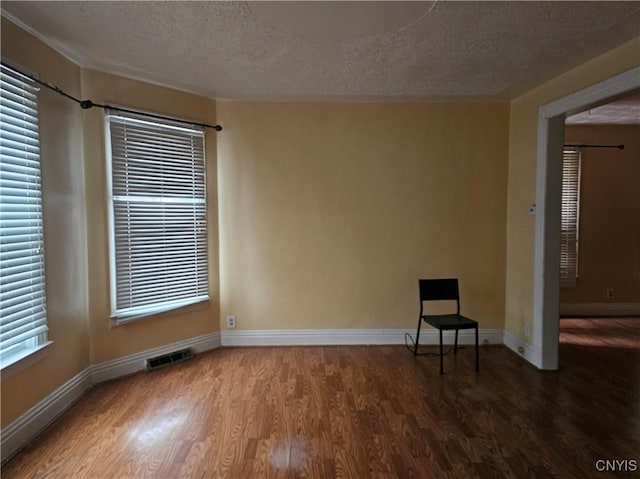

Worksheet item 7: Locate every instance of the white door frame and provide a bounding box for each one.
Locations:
[533,66,640,370]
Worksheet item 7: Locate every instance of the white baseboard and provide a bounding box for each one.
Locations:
[560,303,640,317]
[221,328,504,347]
[91,331,221,383]
[503,330,542,367]
[1,367,93,464]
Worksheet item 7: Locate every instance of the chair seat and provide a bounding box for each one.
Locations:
[422,314,478,330]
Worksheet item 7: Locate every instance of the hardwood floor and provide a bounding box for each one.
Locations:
[3,318,639,478]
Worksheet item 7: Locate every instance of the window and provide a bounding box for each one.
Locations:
[560,147,581,287]
[0,64,50,368]
[106,111,208,322]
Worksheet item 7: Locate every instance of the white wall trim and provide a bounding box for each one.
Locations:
[533,115,565,371]
[221,328,504,347]
[91,331,221,383]
[560,303,640,317]
[1,367,93,464]
[503,330,541,366]
[539,67,640,118]
[1,341,52,381]
[533,66,640,371]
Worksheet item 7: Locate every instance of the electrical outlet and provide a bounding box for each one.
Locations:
[524,324,531,338]
[226,315,236,329]
[606,288,615,300]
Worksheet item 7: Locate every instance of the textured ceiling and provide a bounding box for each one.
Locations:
[2,1,640,101]
[566,91,640,125]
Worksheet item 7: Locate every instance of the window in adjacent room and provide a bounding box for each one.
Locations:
[0,64,51,368]
[106,111,208,323]
[560,147,581,288]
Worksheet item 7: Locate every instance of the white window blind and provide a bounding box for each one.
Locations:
[560,148,581,288]
[106,112,208,321]
[0,64,49,368]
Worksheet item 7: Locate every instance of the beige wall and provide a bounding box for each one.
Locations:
[505,37,640,343]
[561,125,640,304]
[1,19,220,427]
[218,102,509,331]
[1,18,89,426]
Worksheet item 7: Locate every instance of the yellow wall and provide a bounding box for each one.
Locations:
[1,18,89,426]
[217,102,509,331]
[505,37,640,342]
[561,125,640,304]
[1,18,220,427]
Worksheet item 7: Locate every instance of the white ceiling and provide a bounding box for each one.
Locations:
[566,91,640,125]
[2,1,640,101]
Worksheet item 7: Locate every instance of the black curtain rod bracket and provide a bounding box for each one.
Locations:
[1,61,222,131]
[564,144,624,150]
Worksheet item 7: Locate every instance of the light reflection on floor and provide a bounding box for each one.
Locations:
[127,412,187,446]
[559,318,640,349]
[269,437,308,473]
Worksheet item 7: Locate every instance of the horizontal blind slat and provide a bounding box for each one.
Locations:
[107,111,208,315]
[0,64,48,356]
[560,148,581,287]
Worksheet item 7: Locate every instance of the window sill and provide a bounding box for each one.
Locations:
[1,341,53,381]
[110,298,211,327]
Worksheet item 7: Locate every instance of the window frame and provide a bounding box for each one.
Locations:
[105,109,209,324]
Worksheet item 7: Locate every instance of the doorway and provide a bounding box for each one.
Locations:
[532,66,640,370]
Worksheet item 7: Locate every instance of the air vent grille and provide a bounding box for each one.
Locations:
[146,348,193,371]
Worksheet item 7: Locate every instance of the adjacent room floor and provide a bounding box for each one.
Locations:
[3,318,639,478]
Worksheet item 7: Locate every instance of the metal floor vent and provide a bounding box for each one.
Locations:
[146,348,194,371]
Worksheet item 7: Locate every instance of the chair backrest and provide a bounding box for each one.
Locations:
[419,278,460,314]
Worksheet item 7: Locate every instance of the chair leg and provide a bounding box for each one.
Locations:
[475,325,479,372]
[414,317,423,356]
[454,329,459,355]
[439,329,444,375]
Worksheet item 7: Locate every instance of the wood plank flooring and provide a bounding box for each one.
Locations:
[3,318,639,478]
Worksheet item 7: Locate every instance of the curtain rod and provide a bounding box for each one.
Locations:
[564,144,624,150]
[1,61,222,131]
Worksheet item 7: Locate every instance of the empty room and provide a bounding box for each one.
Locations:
[1,2,639,478]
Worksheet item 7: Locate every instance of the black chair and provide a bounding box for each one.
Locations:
[414,278,479,374]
